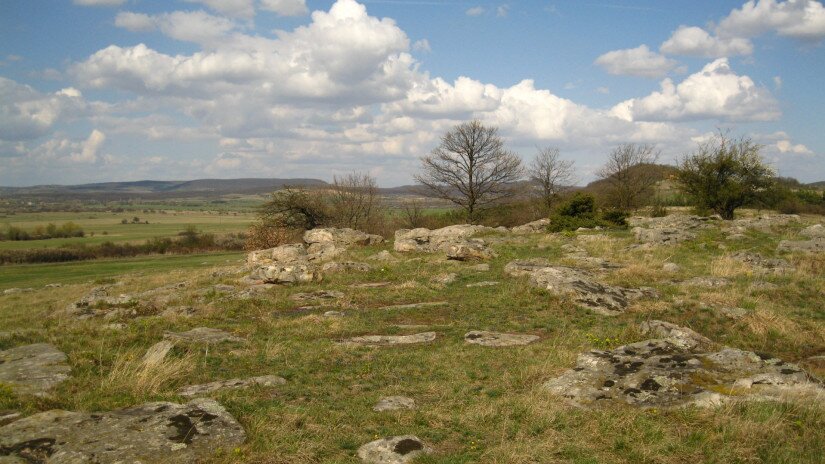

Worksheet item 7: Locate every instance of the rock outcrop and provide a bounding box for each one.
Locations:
[0,398,245,463]
[778,237,825,253]
[505,261,657,315]
[629,214,716,246]
[357,435,430,464]
[0,344,70,396]
[544,321,822,408]
[394,225,493,253]
[510,218,551,234]
[339,332,436,346]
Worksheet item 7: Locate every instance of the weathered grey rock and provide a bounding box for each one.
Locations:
[212,284,235,293]
[470,263,490,272]
[303,227,383,247]
[142,340,175,365]
[250,263,322,284]
[340,332,436,346]
[633,227,696,246]
[378,302,448,311]
[777,237,825,253]
[628,215,716,230]
[800,224,825,238]
[64,282,190,320]
[290,290,345,302]
[465,281,499,288]
[323,310,345,317]
[64,286,135,319]
[357,435,430,464]
[511,218,551,234]
[503,258,554,277]
[446,240,496,261]
[506,262,657,316]
[730,251,793,274]
[164,328,243,344]
[464,331,539,347]
[662,262,681,273]
[545,321,822,408]
[0,410,21,426]
[431,273,458,285]
[720,307,749,320]
[178,375,286,397]
[0,398,245,463]
[368,250,399,262]
[3,288,33,295]
[394,224,493,253]
[247,243,307,267]
[373,396,415,412]
[732,214,799,232]
[321,261,371,273]
[682,276,731,288]
[351,281,392,289]
[0,344,70,396]
[750,281,779,291]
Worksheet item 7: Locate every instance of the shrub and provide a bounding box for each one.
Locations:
[547,193,628,232]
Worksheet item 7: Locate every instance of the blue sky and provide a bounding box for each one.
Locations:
[1,0,824,186]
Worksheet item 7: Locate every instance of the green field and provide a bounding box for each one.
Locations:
[0,210,255,250]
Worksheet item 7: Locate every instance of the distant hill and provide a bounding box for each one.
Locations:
[582,163,679,192]
[806,181,825,189]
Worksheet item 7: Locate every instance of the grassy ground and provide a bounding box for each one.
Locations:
[0,212,823,463]
[0,210,254,250]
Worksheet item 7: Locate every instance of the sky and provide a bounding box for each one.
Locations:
[1,0,824,187]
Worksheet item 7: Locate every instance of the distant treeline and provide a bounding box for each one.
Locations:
[1,222,84,241]
[0,228,245,265]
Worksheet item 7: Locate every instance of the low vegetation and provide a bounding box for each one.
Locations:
[1,222,84,241]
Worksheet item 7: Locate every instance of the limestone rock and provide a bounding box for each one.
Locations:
[357,435,430,464]
[633,227,696,246]
[800,224,825,238]
[662,263,681,273]
[378,302,447,311]
[777,237,825,253]
[142,340,175,365]
[0,344,70,396]
[506,262,657,316]
[446,240,496,261]
[393,224,492,253]
[732,214,799,232]
[303,227,383,247]
[464,331,539,347]
[321,261,371,273]
[250,263,322,284]
[465,281,499,288]
[164,328,243,344]
[0,398,245,463]
[545,321,822,408]
[290,290,344,302]
[247,243,307,267]
[340,332,436,346]
[469,263,490,272]
[431,273,458,285]
[373,396,415,412]
[682,276,730,288]
[368,250,399,262]
[730,251,793,274]
[178,375,286,397]
[511,218,551,234]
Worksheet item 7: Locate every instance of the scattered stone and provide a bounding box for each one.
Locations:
[340,332,436,346]
[2,288,33,295]
[351,282,392,289]
[212,284,235,293]
[800,223,825,238]
[179,375,286,397]
[732,214,799,232]
[164,327,243,344]
[465,281,499,288]
[103,322,127,330]
[250,263,322,284]
[777,237,825,253]
[0,344,70,396]
[730,251,793,274]
[464,331,539,347]
[44,283,63,289]
[323,310,345,317]
[504,258,554,276]
[321,261,371,273]
[373,396,416,412]
[379,302,448,311]
[0,398,245,463]
[682,276,731,288]
[505,261,657,316]
[662,263,681,273]
[720,307,749,320]
[431,273,458,285]
[290,290,345,302]
[545,321,822,408]
[511,218,551,234]
[161,306,199,318]
[357,435,430,464]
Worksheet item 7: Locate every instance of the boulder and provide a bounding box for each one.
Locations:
[0,344,70,396]
[545,321,822,408]
[0,398,244,463]
[357,435,430,464]
[250,263,322,284]
[339,332,436,346]
[464,331,539,347]
[178,375,286,397]
[511,218,551,234]
[800,224,825,238]
[431,273,458,285]
[394,224,492,253]
[445,240,496,261]
[321,261,371,273]
[662,262,681,273]
[368,250,399,262]
[303,227,383,247]
[247,244,308,267]
[633,227,696,246]
[505,262,657,316]
[373,396,416,412]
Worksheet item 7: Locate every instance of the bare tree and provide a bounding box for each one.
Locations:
[597,143,660,210]
[328,171,381,230]
[415,120,524,222]
[400,198,426,228]
[528,146,575,211]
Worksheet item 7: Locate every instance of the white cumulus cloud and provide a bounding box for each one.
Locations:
[595,45,681,78]
[260,0,309,16]
[660,26,754,57]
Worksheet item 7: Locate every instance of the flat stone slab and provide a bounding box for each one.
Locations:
[289,290,345,302]
[373,396,416,412]
[0,344,70,396]
[351,282,392,289]
[544,320,823,408]
[357,435,430,464]
[340,332,436,346]
[464,331,539,347]
[378,301,448,311]
[179,375,286,397]
[505,261,657,316]
[465,281,499,288]
[164,328,243,344]
[0,398,245,463]
[321,261,371,272]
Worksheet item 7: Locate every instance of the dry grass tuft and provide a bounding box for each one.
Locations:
[101,347,195,395]
[710,255,753,278]
[744,308,800,337]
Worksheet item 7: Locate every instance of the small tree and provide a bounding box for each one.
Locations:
[328,171,381,230]
[415,120,524,223]
[597,143,660,211]
[400,198,426,228]
[528,146,574,211]
[676,134,774,220]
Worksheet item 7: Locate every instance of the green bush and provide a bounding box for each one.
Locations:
[547,193,626,232]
